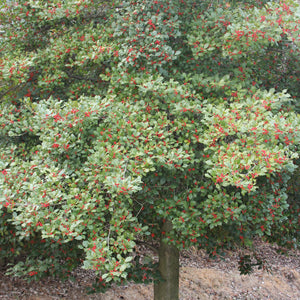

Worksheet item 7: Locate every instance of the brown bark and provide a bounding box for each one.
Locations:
[154,220,179,300]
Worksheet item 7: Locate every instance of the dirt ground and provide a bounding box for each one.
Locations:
[0,240,299,300]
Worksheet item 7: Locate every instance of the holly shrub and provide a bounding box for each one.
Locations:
[0,0,299,292]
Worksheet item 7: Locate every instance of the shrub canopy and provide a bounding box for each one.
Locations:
[0,0,299,291]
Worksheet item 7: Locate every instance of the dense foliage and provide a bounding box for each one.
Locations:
[0,0,299,293]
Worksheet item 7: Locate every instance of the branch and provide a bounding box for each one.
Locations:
[0,83,26,101]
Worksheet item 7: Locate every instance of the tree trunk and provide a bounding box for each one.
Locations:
[154,220,179,300]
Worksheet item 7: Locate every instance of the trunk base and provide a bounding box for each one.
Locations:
[154,221,179,300]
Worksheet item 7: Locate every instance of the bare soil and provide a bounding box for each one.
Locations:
[0,240,299,300]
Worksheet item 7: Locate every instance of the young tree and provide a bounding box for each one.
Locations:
[0,1,299,299]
